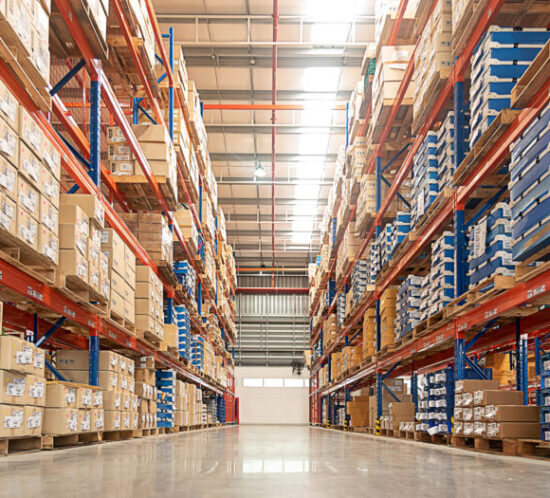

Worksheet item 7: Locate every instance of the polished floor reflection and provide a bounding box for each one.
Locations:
[0,425,548,497]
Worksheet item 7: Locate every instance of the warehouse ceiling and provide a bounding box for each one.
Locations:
[157,0,375,268]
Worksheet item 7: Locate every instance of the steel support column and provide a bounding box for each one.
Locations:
[376,372,382,434]
[89,72,101,187]
[88,331,99,386]
[454,334,465,381]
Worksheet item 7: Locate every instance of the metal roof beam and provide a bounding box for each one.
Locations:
[205,124,345,134]
[210,153,337,162]
[199,89,352,101]
[219,197,328,206]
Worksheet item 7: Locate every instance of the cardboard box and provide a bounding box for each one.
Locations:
[43,408,78,435]
[78,409,92,432]
[121,410,131,430]
[132,124,170,143]
[56,350,120,372]
[25,406,43,436]
[59,194,104,228]
[0,335,44,375]
[77,387,93,409]
[103,390,122,411]
[92,389,103,409]
[455,379,499,394]
[0,81,19,131]
[0,117,19,166]
[91,408,104,430]
[135,368,155,385]
[104,410,121,431]
[19,141,41,187]
[46,382,77,408]
[0,370,29,405]
[39,196,58,235]
[0,404,25,437]
[58,204,89,237]
[41,168,59,208]
[59,249,88,282]
[484,405,540,423]
[27,375,46,406]
[58,370,119,392]
[59,224,88,256]
[474,390,524,407]
[110,289,125,318]
[38,226,59,265]
[111,160,136,176]
[0,193,16,234]
[0,156,17,200]
[486,422,541,439]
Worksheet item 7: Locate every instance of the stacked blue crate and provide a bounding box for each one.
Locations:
[337,292,346,327]
[470,27,550,147]
[191,335,205,371]
[411,132,438,228]
[437,111,470,190]
[395,275,423,339]
[419,273,430,322]
[217,396,226,424]
[427,232,455,316]
[367,241,379,285]
[174,304,191,360]
[540,351,550,441]
[379,224,393,269]
[328,218,337,254]
[467,202,514,289]
[173,260,196,299]
[351,260,368,304]
[326,279,337,307]
[156,369,176,428]
[416,368,454,435]
[510,100,550,262]
[390,211,411,257]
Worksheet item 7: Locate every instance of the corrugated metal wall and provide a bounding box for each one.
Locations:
[235,275,309,367]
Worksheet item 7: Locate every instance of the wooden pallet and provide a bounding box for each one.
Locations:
[514,439,550,459]
[445,275,516,318]
[473,437,518,456]
[380,428,394,437]
[369,98,413,145]
[42,431,103,450]
[412,187,454,236]
[377,13,416,47]
[515,261,550,284]
[0,229,57,286]
[452,0,492,57]
[137,329,163,348]
[451,434,476,450]
[396,430,416,440]
[414,431,451,445]
[412,69,452,134]
[0,20,50,112]
[102,430,135,441]
[453,109,520,187]
[111,176,178,212]
[511,40,550,107]
[108,310,136,336]
[56,273,109,316]
[0,436,43,456]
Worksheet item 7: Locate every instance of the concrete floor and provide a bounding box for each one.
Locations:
[0,426,549,497]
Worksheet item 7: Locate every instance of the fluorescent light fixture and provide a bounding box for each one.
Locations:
[303,67,340,92]
[299,133,330,155]
[292,200,318,216]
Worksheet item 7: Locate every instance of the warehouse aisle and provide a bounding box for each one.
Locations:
[0,426,549,497]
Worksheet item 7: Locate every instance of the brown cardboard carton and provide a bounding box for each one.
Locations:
[91,409,104,431]
[103,390,122,411]
[0,335,44,375]
[0,370,28,404]
[486,422,540,439]
[59,194,104,228]
[110,289,125,318]
[110,269,126,297]
[0,117,19,165]
[473,390,524,406]
[0,156,17,200]
[58,204,89,235]
[38,225,59,265]
[78,409,92,432]
[58,370,119,392]
[25,406,43,436]
[41,168,59,208]
[19,141,41,187]
[77,387,93,409]
[484,405,540,423]
[39,196,58,235]
[56,350,119,372]
[27,375,46,406]
[132,124,170,143]
[16,206,39,250]
[121,410,131,430]
[59,224,88,256]
[43,408,78,435]
[0,193,16,234]
[104,410,121,431]
[59,249,88,282]
[92,389,103,409]
[0,404,24,437]
[454,379,499,394]
[46,382,77,408]
[135,368,155,385]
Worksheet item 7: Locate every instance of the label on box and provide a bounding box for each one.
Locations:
[7,378,26,397]
[22,154,40,184]
[68,413,78,432]
[66,388,76,404]
[95,412,104,429]
[114,413,121,429]
[473,219,487,259]
[43,237,58,264]
[129,379,135,393]
[82,389,92,407]
[120,357,127,372]
[0,128,17,158]
[20,189,39,213]
[0,93,17,124]
[486,423,499,438]
[121,377,128,391]
[17,346,33,365]
[81,413,90,432]
[0,200,15,230]
[43,176,59,201]
[77,260,88,280]
[4,409,23,429]
[34,350,45,370]
[19,219,38,245]
[0,166,15,192]
[28,410,42,429]
[111,374,118,389]
[114,392,121,408]
[93,391,102,407]
[122,413,130,429]
[29,381,45,399]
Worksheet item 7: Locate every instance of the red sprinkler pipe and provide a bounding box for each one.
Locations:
[271,0,278,289]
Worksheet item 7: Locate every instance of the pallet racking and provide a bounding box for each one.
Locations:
[0,0,236,424]
[308,0,550,436]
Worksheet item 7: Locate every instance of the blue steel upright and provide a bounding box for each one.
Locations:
[516,318,529,404]
[375,156,382,354]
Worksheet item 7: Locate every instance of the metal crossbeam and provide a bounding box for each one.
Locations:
[35,317,67,348]
[466,186,507,229]
[465,319,497,351]
[381,381,400,402]
[465,356,489,379]
[382,360,401,381]
[45,360,67,381]
[50,58,86,96]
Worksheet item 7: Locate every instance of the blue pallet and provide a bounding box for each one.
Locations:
[510,129,550,191]
[479,28,550,47]
[468,240,511,269]
[510,107,550,168]
[541,352,550,375]
[512,217,550,261]
[512,175,550,220]
[473,45,544,66]
[512,194,550,238]
[472,60,532,80]
[468,256,514,282]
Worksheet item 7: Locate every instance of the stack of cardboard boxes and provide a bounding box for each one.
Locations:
[135,265,164,342]
[101,228,136,325]
[362,309,376,359]
[56,350,136,432]
[380,287,398,349]
[0,336,45,438]
[43,381,104,435]
[369,379,411,428]
[323,314,338,351]
[348,392,370,427]
[174,206,198,255]
[174,379,187,427]
[135,357,157,430]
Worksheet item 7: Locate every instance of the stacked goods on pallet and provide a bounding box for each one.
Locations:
[540,352,550,441]
[420,231,454,321]
[436,111,470,189]
[470,27,550,147]
[44,381,104,435]
[351,260,368,305]
[453,378,499,436]
[205,394,217,424]
[390,212,411,256]
[416,367,455,435]
[375,0,417,44]
[371,44,415,142]
[0,0,52,110]
[388,401,416,431]
[173,380,186,427]
[201,195,216,243]
[336,224,361,281]
[412,0,452,129]
[174,206,198,255]
[411,132,438,228]
[135,357,157,430]
[0,336,45,438]
[191,335,205,371]
[509,100,550,262]
[189,383,204,426]
[395,275,423,339]
[323,314,338,351]
[366,241,379,284]
[59,195,107,300]
[369,379,410,427]
[348,393,369,427]
[57,351,136,432]
[356,175,376,228]
[379,224,393,268]
[174,305,191,361]
[101,228,136,326]
[380,286,398,349]
[0,96,61,267]
[467,202,514,290]
[135,265,164,342]
[362,309,376,359]
[188,82,208,165]
[341,346,362,373]
[217,395,226,424]
[483,352,516,386]
[337,292,346,327]
[156,369,175,429]
[174,260,196,299]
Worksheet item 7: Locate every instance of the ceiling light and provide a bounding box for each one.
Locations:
[254,162,265,178]
[297,183,320,200]
[291,232,312,244]
[299,133,330,155]
[303,67,340,92]
[311,23,351,44]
